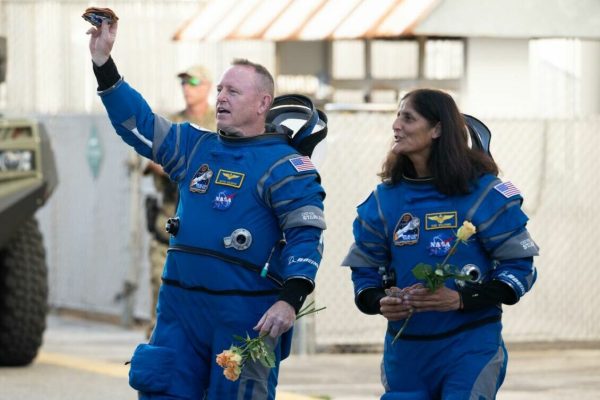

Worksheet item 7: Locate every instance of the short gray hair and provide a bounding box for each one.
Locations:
[231,58,274,98]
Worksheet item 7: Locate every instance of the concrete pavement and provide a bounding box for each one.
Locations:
[38,313,319,400]
[37,313,600,400]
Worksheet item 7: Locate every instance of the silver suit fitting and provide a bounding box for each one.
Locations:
[456,264,482,287]
[223,228,252,251]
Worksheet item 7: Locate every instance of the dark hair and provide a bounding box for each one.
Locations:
[231,58,274,98]
[379,88,498,195]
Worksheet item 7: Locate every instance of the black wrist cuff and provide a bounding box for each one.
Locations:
[278,279,313,314]
[356,287,386,315]
[460,280,518,311]
[92,56,120,91]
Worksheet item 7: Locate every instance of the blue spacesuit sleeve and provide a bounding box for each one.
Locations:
[469,178,539,299]
[281,226,323,286]
[342,190,390,295]
[351,267,385,297]
[493,256,537,300]
[259,156,326,231]
[258,155,326,284]
[99,79,173,160]
[98,79,209,182]
[342,191,390,269]
[154,123,213,182]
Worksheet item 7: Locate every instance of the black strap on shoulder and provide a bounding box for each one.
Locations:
[167,244,284,287]
[387,315,501,341]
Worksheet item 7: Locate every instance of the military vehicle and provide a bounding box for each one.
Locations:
[0,35,58,366]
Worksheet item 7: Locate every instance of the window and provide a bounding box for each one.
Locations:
[371,40,419,79]
[425,39,464,79]
[332,40,365,79]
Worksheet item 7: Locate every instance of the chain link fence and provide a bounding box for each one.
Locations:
[313,111,600,347]
[35,111,600,348]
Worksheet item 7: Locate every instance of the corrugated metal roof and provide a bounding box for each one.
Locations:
[174,0,600,41]
[293,0,362,41]
[172,0,440,41]
[375,0,440,37]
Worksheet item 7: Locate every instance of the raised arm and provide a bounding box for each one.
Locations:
[85,19,195,170]
[86,19,118,67]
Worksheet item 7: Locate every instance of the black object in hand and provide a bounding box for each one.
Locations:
[82,7,119,27]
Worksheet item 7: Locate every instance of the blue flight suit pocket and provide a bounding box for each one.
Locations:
[128,343,176,393]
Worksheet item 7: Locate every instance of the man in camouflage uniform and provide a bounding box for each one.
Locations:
[144,65,215,338]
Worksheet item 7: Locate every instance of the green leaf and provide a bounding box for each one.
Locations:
[232,335,245,342]
[297,300,315,315]
[296,306,326,320]
[412,263,433,279]
[263,349,276,368]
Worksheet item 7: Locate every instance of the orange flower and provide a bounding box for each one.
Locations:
[226,352,242,368]
[217,303,325,381]
[215,350,231,367]
[217,348,243,381]
[216,349,242,368]
[223,364,242,381]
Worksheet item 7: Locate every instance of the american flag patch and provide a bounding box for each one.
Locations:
[289,156,315,172]
[494,181,521,198]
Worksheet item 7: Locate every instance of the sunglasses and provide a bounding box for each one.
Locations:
[180,76,202,87]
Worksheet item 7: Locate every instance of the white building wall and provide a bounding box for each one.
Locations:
[0,0,274,116]
[580,40,600,115]
[465,37,600,119]
[463,38,532,118]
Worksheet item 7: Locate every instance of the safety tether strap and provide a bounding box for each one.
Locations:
[387,315,501,341]
[162,278,281,297]
[167,244,284,287]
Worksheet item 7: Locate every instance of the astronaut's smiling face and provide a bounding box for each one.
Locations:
[215,65,271,137]
[391,98,440,163]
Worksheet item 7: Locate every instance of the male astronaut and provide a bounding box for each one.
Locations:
[87,20,325,399]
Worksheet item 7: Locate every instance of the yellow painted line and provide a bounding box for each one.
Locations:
[37,351,317,400]
[37,351,129,378]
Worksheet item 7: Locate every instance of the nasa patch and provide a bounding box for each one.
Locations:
[213,190,235,210]
[428,234,454,256]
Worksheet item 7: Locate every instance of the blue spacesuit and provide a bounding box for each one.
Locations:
[343,174,538,400]
[98,77,326,399]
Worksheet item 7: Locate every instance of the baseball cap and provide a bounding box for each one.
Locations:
[177,65,212,85]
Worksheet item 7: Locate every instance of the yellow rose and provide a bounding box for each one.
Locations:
[456,220,476,242]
